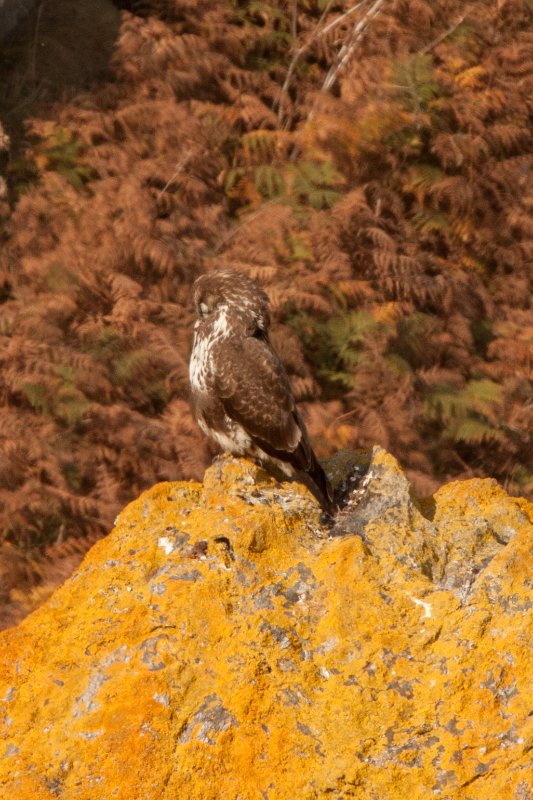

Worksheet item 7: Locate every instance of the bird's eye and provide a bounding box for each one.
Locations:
[199,301,209,318]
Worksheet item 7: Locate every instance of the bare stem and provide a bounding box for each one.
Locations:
[214,199,279,254]
[321,0,386,93]
[417,11,469,56]
[277,0,368,126]
[157,149,194,200]
[30,0,46,85]
[290,0,298,40]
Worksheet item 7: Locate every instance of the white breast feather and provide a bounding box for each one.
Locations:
[209,423,252,454]
[189,325,210,392]
[190,304,267,457]
[189,306,231,393]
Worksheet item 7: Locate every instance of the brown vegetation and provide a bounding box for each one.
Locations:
[0,0,531,625]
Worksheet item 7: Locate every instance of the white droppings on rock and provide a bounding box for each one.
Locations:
[158,537,174,555]
[153,692,170,707]
[410,595,432,618]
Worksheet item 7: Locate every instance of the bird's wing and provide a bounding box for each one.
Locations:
[213,334,335,512]
[213,335,310,461]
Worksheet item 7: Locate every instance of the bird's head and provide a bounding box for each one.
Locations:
[192,269,270,337]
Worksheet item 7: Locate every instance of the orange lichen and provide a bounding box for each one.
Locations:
[0,451,531,799]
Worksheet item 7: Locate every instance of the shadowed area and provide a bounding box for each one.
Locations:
[0,0,121,150]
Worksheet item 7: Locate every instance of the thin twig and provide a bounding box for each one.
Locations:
[30,0,46,85]
[214,198,280,254]
[156,149,193,200]
[319,0,371,42]
[290,0,298,41]
[321,0,386,92]
[417,11,469,57]
[277,0,367,125]
[331,408,358,425]
[277,0,335,125]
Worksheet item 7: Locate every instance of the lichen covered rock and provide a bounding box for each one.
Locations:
[0,449,531,799]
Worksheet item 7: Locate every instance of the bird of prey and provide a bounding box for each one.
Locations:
[189,268,335,513]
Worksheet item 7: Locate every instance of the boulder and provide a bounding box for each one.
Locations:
[0,449,531,799]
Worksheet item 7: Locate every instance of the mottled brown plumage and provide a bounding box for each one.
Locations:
[189,269,334,513]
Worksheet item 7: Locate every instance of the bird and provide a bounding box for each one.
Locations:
[189,268,335,514]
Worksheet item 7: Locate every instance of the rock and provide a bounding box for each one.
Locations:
[0,449,531,799]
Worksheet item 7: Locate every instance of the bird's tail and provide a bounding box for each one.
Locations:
[307,451,336,516]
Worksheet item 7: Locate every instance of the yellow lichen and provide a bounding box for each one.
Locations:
[0,451,531,799]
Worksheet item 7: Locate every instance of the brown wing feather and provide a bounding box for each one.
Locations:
[213,335,334,512]
[213,335,302,455]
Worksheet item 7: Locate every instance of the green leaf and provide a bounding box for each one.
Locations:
[424,379,505,443]
[385,353,413,375]
[62,463,82,491]
[449,418,505,444]
[253,165,285,199]
[113,350,152,383]
[289,310,389,395]
[391,55,441,112]
[20,381,50,414]
[291,159,344,207]
[55,392,90,425]
[288,234,312,262]
[411,210,450,233]
[318,369,356,389]
[394,312,440,368]
[225,167,246,193]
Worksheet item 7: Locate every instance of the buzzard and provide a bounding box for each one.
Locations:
[189,268,335,513]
